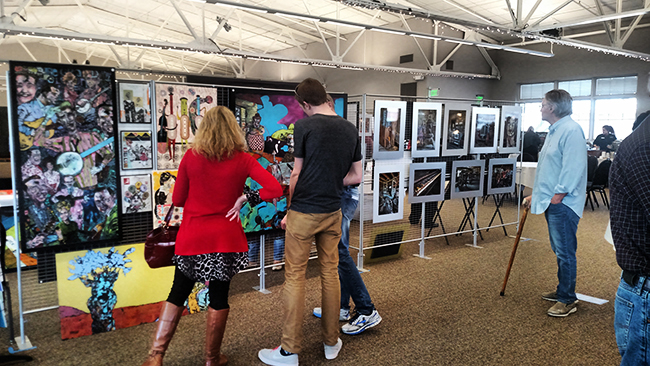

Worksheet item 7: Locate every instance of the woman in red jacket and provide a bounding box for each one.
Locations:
[142,106,282,366]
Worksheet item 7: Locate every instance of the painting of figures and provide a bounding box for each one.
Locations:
[118,82,151,123]
[121,175,152,214]
[152,170,183,228]
[121,131,153,170]
[155,83,217,170]
[9,61,120,251]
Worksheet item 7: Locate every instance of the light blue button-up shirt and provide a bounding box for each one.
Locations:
[531,115,587,218]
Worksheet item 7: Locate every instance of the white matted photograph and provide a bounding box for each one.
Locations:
[408,162,446,203]
[441,103,471,157]
[411,102,442,158]
[121,174,153,214]
[470,107,500,154]
[499,106,522,154]
[373,100,406,159]
[373,164,405,223]
[450,160,485,199]
[118,81,152,123]
[488,158,516,195]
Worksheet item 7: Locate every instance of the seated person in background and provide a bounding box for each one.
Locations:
[522,126,541,162]
[592,125,616,152]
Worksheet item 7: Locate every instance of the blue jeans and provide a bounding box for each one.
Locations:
[615,275,650,365]
[339,186,375,315]
[544,203,579,304]
[248,236,285,263]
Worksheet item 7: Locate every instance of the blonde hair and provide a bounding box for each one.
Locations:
[192,106,247,161]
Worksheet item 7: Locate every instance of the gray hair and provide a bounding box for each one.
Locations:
[544,89,573,118]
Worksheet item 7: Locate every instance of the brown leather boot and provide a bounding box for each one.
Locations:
[141,301,184,366]
[204,307,229,366]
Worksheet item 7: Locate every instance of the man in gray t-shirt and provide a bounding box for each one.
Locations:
[259,78,362,366]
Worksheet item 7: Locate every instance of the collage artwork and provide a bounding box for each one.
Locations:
[154,83,218,170]
[10,62,120,251]
[234,92,345,232]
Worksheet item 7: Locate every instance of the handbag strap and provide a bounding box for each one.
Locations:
[164,204,175,227]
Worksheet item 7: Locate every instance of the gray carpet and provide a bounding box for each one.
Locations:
[1,195,621,366]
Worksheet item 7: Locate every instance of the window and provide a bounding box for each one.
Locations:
[520,82,554,100]
[571,100,592,137]
[594,98,637,140]
[521,102,546,132]
[558,79,592,97]
[596,76,637,96]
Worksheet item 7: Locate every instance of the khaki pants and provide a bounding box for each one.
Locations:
[281,209,342,353]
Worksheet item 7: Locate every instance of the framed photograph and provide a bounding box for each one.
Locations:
[373,164,405,223]
[373,100,406,159]
[120,131,153,170]
[118,81,152,123]
[470,107,500,154]
[487,158,516,195]
[498,105,522,154]
[450,160,485,199]
[441,103,470,157]
[408,162,446,203]
[9,61,120,252]
[411,102,442,158]
[121,174,152,214]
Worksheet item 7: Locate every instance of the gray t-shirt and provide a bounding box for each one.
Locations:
[290,113,362,214]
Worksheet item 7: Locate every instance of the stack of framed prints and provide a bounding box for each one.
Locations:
[450,160,485,199]
[373,100,406,159]
[470,107,500,154]
[373,164,405,223]
[498,106,522,154]
[487,158,516,195]
[411,102,442,158]
[442,103,471,156]
[408,162,446,203]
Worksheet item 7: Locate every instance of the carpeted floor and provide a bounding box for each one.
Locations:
[0,195,620,366]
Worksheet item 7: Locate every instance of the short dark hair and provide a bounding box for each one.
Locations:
[544,89,573,118]
[602,125,615,135]
[633,110,650,131]
[294,78,328,106]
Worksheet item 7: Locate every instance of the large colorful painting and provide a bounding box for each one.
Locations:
[118,81,152,123]
[120,130,153,170]
[233,89,345,234]
[152,170,183,228]
[154,83,218,170]
[9,62,120,251]
[56,243,211,340]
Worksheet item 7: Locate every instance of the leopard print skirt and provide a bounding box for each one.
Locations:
[173,252,249,282]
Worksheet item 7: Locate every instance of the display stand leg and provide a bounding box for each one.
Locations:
[414,203,431,260]
[458,198,483,240]
[466,197,483,249]
[486,194,508,236]
[252,235,271,294]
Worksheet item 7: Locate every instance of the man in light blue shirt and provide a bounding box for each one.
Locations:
[524,89,587,317]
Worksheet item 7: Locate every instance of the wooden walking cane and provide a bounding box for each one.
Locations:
[500,205,530,296]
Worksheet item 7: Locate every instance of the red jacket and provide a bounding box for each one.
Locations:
[173,150,282,255]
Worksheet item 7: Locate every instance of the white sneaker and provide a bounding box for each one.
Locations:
[324,338,343,360]
[312,307,350,321]
[341,310,382,335]
[258,346,299,366]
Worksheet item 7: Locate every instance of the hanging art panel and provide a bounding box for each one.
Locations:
[118,81,152,123]
[120,130,153,170]
[56,243,211,340]
[487,158,517,195]
[450,160,485,199]
[470,107,500,154]
[408,162,446,203]
[498,105,522,154]
[152,170,183,228]
[121,175,152,214]
[232,89,346,234]
[441,103,471,157]
[9,61,121,252]
[373,100,406,160]
[154,83,219,170]
[411,102,442,158]
[373,163,405,223]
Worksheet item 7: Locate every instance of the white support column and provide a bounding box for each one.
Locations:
[357,94,368,272]
[413,202,432,260]
[253,235,271,294]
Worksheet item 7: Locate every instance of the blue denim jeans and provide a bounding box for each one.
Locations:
[615,275,650,365]
[248,236,285,263]
[339,186,375,315]
[544,203,579,304]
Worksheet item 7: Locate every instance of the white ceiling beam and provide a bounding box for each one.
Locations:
[521,0,543,29]
[400,14,432,68]
[594,0,614,45]
[169,0,200,42]
[529,0,574,29]
[442,0,496,24]
[504,0,517,28]
[17,38,37,61]
[516,0,522,28]
[477,46,500,78]
[73,0,124,66]
[340,10,383,59]
[528,8,650,32]
[618,13,644,47]
[615,0,622,42]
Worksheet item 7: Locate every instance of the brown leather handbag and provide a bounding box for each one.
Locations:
[145,204,179,268]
